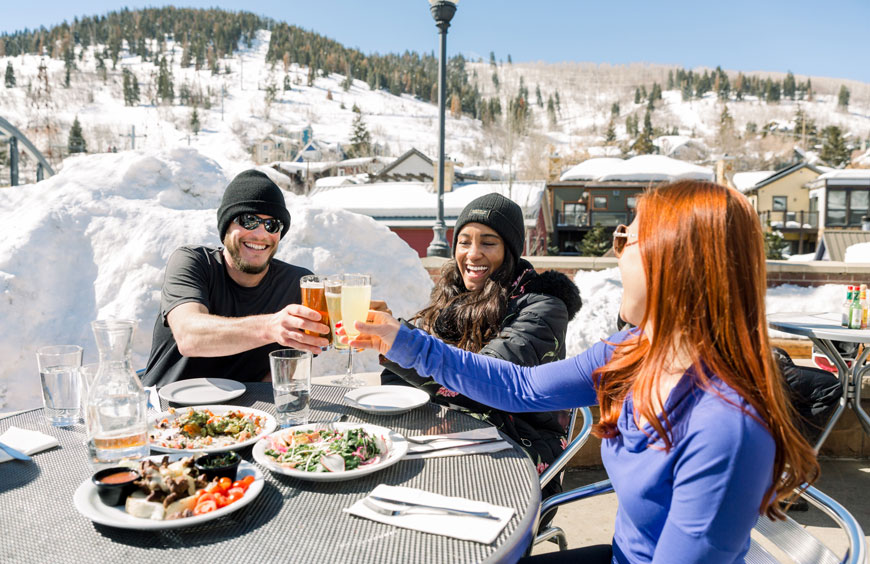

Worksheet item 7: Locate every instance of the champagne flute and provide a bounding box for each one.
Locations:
[325,275,346,352]
[333,273,370,388]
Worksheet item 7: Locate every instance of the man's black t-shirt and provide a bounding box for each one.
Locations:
[142,246,311,387]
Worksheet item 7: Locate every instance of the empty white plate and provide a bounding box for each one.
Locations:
[344,385,429,415]
[158,378,246,405]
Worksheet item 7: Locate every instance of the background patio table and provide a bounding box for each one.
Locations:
[768,311,870,449]
[0,383,540,563]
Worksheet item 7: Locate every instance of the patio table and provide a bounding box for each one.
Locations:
[768,311,870,449]
[0,383,540,563]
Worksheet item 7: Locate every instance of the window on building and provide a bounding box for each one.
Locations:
[592,196,608,210]
[826,190,847,226]
[626,196,637,209]
[561,202,587,226]
[772,196,787,211]
[850,190,869,225]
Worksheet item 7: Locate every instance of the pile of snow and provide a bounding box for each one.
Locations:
[732,171,774,193]
[0,149,432,413]
[854,148,870,168]
[814,169,870,183]
[560,155,713,183]
[845,242,870,262]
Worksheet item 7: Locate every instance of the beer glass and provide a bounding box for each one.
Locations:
[301,275,331,350]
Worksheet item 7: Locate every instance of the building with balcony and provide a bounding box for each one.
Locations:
[547,155,713,255]
[807,169,870,233]
[736,162,823,255]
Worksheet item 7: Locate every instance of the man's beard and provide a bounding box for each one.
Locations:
[225,238,277,274]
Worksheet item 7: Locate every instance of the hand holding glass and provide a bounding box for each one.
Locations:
[300,275,331,350]
[331,274,371,387]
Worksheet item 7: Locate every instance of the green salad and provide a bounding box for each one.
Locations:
[264,428,389,473]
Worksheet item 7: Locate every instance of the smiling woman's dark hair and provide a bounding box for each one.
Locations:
[413,248,517,352]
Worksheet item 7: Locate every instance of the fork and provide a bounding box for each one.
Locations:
[363,496,500,521]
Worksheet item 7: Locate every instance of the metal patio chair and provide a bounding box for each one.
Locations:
[533,478,867,564]
[533,405,594,550]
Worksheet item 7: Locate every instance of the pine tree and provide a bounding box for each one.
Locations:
[342,65,353,91]
[783,71,796,100]
[491,71,499,90]
[348,105,372,157]
[546,96,556,128]
[507,54,512,65]
[284,74,292,91]
[719,105,734,136]
[122,68,140,106]
[579,225,611,257]
[611,102,620,117]
[4,62,14,88]
[157,56,174,104]
[68,116,87,154]
[634,88,641,104]
[838,85,850,109]
[63,44,75,88]
[489,51,496,67]
[633,110,655,154]
[763,231,786,260]
[820,125,850,167]
[535,84,543,108]
[605,119,616,143]
[190,106,200,134]
[667,70,675,90]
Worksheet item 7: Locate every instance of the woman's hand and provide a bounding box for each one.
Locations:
[346,310,401,356]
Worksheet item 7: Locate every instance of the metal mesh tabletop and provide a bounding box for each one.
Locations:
[0,384,540,564]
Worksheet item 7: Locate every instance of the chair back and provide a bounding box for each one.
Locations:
[539,406,593,489]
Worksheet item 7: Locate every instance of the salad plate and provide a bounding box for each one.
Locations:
[343,386,429,415]
[158,378,246,405]
[73,455,264,530]
[149,405,277,454]
[252,422,408,482]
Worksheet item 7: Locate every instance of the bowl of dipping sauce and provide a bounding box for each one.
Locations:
[91,467,140,506]
[194,451,241,481]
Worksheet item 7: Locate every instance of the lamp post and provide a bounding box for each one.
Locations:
[426,0,458,258]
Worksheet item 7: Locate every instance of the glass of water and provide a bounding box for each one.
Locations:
[269,349,312,427]
[36,345,83,426]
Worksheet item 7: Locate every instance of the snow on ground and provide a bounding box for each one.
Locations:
[0,149,432,414]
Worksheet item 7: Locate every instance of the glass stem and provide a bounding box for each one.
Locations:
[346,347,354,380]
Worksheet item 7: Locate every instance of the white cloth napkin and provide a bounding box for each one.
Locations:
[144,386,161,412]
[345,484,515,544]
[0,426,59,463]
[406,427,512,459]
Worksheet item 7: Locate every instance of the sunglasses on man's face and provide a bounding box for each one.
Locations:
[612,224,639,257]
[234,213,284,234]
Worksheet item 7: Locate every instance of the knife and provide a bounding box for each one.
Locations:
[368,496,501,521]
[408,438,503,453]
[0,441,32,461]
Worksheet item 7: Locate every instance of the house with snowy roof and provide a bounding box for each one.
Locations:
[369,147,475,185]
[806,169,870,236]
[253,135,299,165]
[308,181,551,258]
[736,162,823,255]
[547,155,713,255]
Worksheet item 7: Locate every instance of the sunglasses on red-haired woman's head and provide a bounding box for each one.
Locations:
[612,224,638,257]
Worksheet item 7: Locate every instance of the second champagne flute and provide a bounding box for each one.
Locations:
[336,273,370,387]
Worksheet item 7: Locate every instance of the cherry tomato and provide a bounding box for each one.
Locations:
[204,482,222,494]
[193,500,217,515]
[240,475,256,489]
[213,492,228,508]
[218,477,232,492]
[226,486,245,503]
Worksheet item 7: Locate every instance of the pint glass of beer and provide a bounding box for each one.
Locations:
[300,275,331,347]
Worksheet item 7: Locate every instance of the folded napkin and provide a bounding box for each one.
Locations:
[0,426,59,463]
[406,427,512,459]
[144,386,161,412]
[345,484,515,544]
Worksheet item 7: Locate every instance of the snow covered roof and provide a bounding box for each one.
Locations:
[313,175,364,189]
[308,181,546,226]
[457,165,506,181]
[274,161,338,175]
[732,171,775,193]
[809,168,870,188]
[560,155,713,183]
[337,156,393,167]
[652,136,707,158]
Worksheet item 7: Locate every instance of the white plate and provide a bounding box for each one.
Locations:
[73,456,264,530]
[343,386,429,415]
[158,378,246,405]
[149,405,277,454]
[252,422,408,482]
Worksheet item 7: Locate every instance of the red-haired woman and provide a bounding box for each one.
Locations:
[348,181,819,563]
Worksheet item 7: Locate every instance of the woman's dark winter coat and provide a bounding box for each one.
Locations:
[380,259,582,500]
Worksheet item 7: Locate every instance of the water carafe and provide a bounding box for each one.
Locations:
[86,319,149,465]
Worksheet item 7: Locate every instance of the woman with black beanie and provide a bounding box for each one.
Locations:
[380,192,582,507]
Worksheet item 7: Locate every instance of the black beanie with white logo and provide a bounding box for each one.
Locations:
[217,170,291,241]
[452,193,525,260]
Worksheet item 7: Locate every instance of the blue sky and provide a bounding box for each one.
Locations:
[2,1,868,82]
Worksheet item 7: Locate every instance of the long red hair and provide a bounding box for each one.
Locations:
[592,180,818,519]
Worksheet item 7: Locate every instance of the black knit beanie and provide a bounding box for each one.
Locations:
[452,193,525,260]
[217,170,291,241]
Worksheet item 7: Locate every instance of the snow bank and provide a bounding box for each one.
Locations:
[845,242,870,262]
[0,149,431,413]
[560,155,713,183]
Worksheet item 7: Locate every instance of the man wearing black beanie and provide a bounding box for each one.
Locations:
[143,170,330,386]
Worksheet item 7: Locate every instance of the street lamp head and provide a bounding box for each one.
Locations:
[429,0,458,26]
